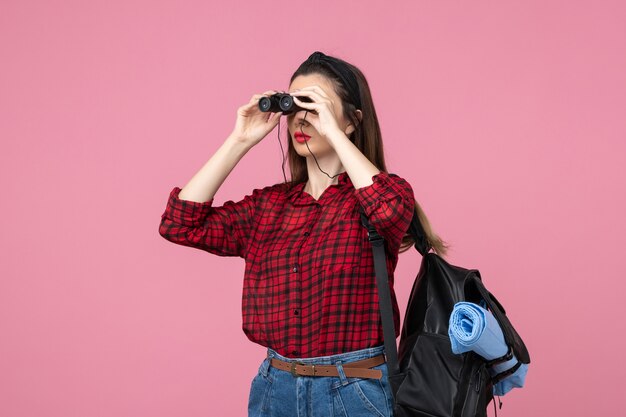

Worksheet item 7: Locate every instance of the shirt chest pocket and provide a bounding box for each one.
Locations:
[311,215,364,272]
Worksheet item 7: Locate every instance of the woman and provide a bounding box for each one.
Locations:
[159,51,447,417]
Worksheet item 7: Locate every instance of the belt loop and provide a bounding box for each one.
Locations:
[261,351,273,377]
[335,360,349,386]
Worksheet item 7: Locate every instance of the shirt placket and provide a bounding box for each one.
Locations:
[287,202,321,357]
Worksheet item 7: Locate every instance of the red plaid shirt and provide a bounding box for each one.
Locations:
[159,171,415,358]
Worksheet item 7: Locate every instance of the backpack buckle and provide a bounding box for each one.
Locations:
[485,346,514,368]
[367,229,383,242]
[360,209,383,242]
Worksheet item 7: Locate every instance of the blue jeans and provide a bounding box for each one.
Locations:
[247,345,394,417]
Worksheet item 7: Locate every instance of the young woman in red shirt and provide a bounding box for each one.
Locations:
[160,51,448,417]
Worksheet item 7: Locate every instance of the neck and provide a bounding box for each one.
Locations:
[304,167,344,196]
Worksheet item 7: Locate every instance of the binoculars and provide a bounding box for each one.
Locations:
[258,93,316,115]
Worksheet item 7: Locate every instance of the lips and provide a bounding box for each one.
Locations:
[294,132,311,143]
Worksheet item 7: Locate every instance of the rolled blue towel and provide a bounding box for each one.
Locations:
[448,301,528,396]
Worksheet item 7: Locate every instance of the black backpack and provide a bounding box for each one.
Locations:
[359,199,530,417]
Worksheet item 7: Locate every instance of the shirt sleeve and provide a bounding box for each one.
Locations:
[353,171,415,253]
[158,186,260,258]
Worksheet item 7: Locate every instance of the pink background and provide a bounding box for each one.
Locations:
[1,0,625,416]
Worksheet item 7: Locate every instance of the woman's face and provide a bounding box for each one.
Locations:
[287,73,353,159]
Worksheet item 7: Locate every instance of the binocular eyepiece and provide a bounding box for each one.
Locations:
[258,93,316,115]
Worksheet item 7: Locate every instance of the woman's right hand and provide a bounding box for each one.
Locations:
[230,90,285,147]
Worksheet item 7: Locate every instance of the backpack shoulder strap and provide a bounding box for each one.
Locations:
[358,205,400,377]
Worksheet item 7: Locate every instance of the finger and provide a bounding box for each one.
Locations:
[255,92,274,99]
[269,111,282,124]
[291,89,316,101]
[250,90,279,103]
[293,91,329,106]
[293,96,317,108]
[291,89,324,100]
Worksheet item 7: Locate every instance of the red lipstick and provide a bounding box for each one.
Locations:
[294,132,311,143]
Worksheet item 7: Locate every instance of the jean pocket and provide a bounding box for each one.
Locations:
[331,363,392,417]
[248,361,273,416]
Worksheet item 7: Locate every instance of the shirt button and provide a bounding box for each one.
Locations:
[294,309,300,316]
[304,231,310,237]
[292,350,299,355]
[293,266,298,272]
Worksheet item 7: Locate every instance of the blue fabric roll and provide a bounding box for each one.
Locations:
[448,301,528,396]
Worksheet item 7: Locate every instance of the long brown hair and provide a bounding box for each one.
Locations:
[284,51,449,257]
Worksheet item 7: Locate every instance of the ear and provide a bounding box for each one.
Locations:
[344,110,363,136]
[355,109,363,123]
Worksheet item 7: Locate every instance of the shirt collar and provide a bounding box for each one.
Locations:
[286,171,351,204]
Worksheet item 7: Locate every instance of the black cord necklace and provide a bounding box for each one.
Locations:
[276,110,343,185]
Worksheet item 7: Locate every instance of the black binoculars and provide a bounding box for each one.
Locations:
[258,93,316,115]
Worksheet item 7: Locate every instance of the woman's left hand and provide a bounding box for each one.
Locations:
[291,85,344,141]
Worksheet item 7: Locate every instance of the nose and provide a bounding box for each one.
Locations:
[293,111,310,127]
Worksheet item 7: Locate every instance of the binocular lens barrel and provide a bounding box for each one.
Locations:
[258,93,315,115]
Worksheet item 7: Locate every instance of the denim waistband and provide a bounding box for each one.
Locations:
[266,345,386,365]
